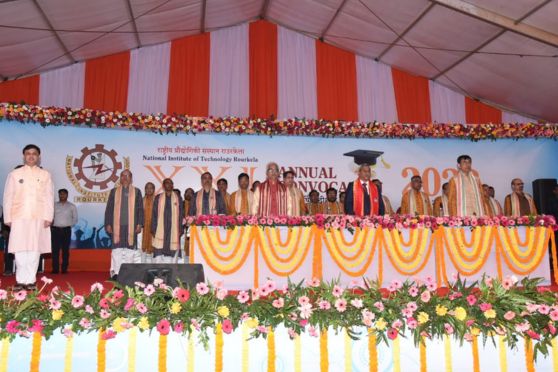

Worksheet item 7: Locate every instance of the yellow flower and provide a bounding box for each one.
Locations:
[484,309,496,319]
[471,327,481,336]
[170,302,182,314]
[112,317,127,333]
[217,306,230,318]
[417,312,429,324]
[138,317,150,330]
[435,305,448,316]
[454,307,467,321]
[245,317,259,329]
[375,318,387,331]
[52,310,64,320]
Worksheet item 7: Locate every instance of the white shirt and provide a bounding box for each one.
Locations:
[53,201,78,227]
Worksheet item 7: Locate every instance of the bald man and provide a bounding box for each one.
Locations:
[504,178,537,216]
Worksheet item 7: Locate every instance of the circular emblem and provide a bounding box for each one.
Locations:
[73,144,122,190]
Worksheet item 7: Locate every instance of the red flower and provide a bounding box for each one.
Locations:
[222,319,234,334]
[101,330,117,340]
[99,298,110,309]
[157,319,171,335]
[526,330,540,340]
[175,288,190,303]
[387,328,398,340]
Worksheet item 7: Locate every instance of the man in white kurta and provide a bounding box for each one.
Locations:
[3,144,54,290]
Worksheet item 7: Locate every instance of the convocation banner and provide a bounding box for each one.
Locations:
[1,120,557,249]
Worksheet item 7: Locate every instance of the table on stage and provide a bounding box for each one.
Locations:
[189,225,556,289]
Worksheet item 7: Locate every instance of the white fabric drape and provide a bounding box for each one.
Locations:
[39,63,85,108]
[277,26,317,120]
[127,43,171,114]
[209,23,249,118]
[356,56,398,123]
[428,80,466,123]
[503,111,533,123]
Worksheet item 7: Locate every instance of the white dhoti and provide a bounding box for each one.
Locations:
[153,251,179,264]
[14,251,41,284]
[110,248,141,276]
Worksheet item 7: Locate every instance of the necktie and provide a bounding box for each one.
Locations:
[362,183,368,193]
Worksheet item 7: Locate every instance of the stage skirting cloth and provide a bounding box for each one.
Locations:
[189,226,556,289]
[2,326,557,372]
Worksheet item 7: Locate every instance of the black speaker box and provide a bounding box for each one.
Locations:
[532,179,557,215]
[117,263,205,287]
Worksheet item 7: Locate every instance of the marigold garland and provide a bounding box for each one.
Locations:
[320,329,328,372]
[187,329,195,372]
[525,337,535,372]
[393,337,401,372]
[128,327,137,372]
[97,330,106,372]
[498,336,508,372]
[2,103,557,141]
[294,334,302,372]
[443,335,452,372]
[215,323,224,372]
[472,336,480,372]
[267,328,276,372]
[368,332,378,372]
[0,338,9,372]
[242,324,249,372]
[344,328,352,372]
[29,332,42,372]
[158,334,167,372]
[420,337,427,372]
[64,335,74,372]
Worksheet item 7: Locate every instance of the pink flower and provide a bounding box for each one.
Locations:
[373,301,384,311]
[101,330,117,340]
[191,319,201,331]
[407,318,418,329]
[144,285,155,296]
[420,290,431,303]
[264,279,277,293]
[99,298,110,309]
[526,303,539,313]
[332,285,344,298]
[0,289,7,300]
[351,299,363,308]
[79,318,92,329]
[318,300,331,310]
[335,299,347,313]
[504,311,516,320]
[136,303,148,314]
[112,289,124,301]
[222,319,233,334]
[308,326,319,338]
[157,319,171,335]
[538,304,550,315]
[299,319,308,327]
[6,320,19,334]
[444,323,454,334]
[49,300,62,310]
[90,282,104,293]
[408,286,419,297]
[196,282,209,295]
[299,304,313,319]
[237,291,249,304]
[13,290,27,301]
[550,310,558,321]
[85,305,94,314]
[124,298,135,311]
[272,298,284,309]
[387,328,398,340]
[426,282,437,291]
[216,289,228,301]
[257,325,268,334]
[29,320,44,333]
[392,319,403,329]
[174,321,184,333]
[40,276,53,285]
[515,322,530,332]
[402,308,413,317]
[100,309,111,319]
[526,330,540,340]
[479,303,492,312]
[466,295,477,306]
[502,278,513,290]
[71,295,85,309]
[63,328,73,338]
[298,296,310,306]
[306,278,321,287]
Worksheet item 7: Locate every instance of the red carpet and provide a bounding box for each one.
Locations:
[0,271,113,294]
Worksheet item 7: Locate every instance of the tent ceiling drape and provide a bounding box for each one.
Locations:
[0,0,556,121]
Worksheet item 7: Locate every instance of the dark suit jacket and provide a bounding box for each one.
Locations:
[344,181,385,216]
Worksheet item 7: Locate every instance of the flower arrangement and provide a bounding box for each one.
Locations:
[185,214,557,231]
[1,275,558,358]
[1,103,557,141]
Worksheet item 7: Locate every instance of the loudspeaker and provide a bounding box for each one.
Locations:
[117,263,205,288]
[532,179,557,215]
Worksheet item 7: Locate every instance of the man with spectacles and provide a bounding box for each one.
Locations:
[252,162,289,216]
[504,178,537,216]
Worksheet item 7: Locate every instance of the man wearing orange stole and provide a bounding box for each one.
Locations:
[322,188,343,215]
[373,179,394,215]
[283,170,306,216]
[151,178,184,263]
[306,190,324,215]
[104,169,144,279]
[189,172,227,216]
[504,178,538,216]
[433,182,449,217]
[252,162,289,216]
[400,175,433,215]
[447,155,487,217]
[140,182,155,263]
[230,173,254,215]
[344,164,385,216]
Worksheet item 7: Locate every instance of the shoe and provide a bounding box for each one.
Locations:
[110,275,118,281]
[25,283,37,291]
[51,270,59,274]
[3,271,13,276]
[13,283,24,291]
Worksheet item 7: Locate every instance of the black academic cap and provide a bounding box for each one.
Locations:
[343,150,384,165]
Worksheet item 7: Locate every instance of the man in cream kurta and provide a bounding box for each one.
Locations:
[3,144,54,290]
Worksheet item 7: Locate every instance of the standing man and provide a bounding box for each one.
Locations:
[252,162,289,216]
[104,169,143,280]
[51,189,78,274]
[189,172,227,216]
[3,144,54,290]
[183,188,194,216]
[322,187,343,215]
[447,155,486,217]
[217,178,233,215]
[372,179,394,215]
[504,178,538,216]
[483,184,503,216]
[400,176,432,215]
[306,190,324,215]
[433,182,450,217]
[151,178,184,263]
[344,164,385,216]
[283,170,306,216]
[141,182,156,263]
[230,173,254,215]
